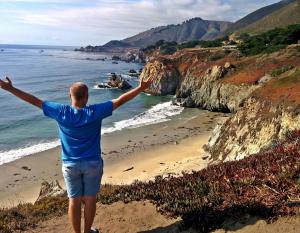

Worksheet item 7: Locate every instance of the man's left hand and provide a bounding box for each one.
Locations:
[140,76,155,90]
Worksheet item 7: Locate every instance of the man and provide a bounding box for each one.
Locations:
[0,76,153,233]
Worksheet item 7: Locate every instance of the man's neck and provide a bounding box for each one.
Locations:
[72,102,86,109]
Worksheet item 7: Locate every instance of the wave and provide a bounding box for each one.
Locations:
[102,101,184,134]
[0,140,60,166]
[0,102,184,166]
[41,51,108,61]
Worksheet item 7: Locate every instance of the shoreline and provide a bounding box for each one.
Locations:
[0,108,228,208]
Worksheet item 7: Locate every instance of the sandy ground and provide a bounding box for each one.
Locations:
[25,201,193,233]
[0,108,226,208]
[213,215,300,233]
[25,201,300,233]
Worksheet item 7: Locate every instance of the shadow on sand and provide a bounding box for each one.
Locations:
[138,216,262,233]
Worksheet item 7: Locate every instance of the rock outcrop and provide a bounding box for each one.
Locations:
[176,64,259,112]
[108,74,132,90]
[120,51,145,63]
[141,57,258,112]
[140,60,180,95]
[206,98,300,161]
[205,66,300,161]
[36,180,66,203]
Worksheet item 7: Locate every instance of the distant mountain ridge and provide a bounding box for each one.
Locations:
[121,18,232,48]
[79,0,300,52]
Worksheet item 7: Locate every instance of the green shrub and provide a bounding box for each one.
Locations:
[140,40,169,53]
[199,39,223,48]
[208,53,225,61]
[271,65,294,77]
[224,50,232,55]
[239,33,251,41]
[159,41,177,55]
[177,38,225,50]
[177,40,200,50]
[238,24,300,56]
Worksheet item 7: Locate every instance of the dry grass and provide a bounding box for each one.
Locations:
[253,68,300,104]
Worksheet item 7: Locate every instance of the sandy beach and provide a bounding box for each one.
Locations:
[0,108,227,208]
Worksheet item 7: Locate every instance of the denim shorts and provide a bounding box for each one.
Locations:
[62,160,103,198]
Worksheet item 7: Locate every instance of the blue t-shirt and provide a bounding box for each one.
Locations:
[42,100,113,163]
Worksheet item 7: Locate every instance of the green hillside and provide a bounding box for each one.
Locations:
[237,0,300,35]
[223,0,295,35]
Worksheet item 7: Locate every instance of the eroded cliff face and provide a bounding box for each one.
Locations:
[141,47,300,162]
[176,65,259,112]
[140,60,180,95]
[206,98,300,161]
[141,50,259,112]
[206,67,300,161]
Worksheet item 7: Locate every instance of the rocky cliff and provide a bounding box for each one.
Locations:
[206,96,300,162]
[175,64,259,112]
[141,60,180,95]
[141,49,260,112]
[141,46,300,161]
[206,67,300,161]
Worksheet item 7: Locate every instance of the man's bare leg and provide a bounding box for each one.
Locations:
[83,196,97,233]
[69,197,82,233]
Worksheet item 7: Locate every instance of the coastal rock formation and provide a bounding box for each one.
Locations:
[141,45,300,162]
[176,64,259,112]
[120,51,145,63]
[141,55,258,112]
[108,74,132,90]
[112,55,121,61]
[36,180,66,203]
[206,66,300,161]
[140,60,180,95]
[206,98,300,161]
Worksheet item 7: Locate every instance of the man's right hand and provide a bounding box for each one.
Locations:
[0,77,13,91]
[0,76,43,108]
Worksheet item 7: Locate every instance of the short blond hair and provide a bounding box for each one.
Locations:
[70,82,88,101]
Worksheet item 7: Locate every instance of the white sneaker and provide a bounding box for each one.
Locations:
[90,228,99,233]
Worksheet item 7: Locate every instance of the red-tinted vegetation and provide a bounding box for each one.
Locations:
[156,46,300,88]
[253,69,300,104]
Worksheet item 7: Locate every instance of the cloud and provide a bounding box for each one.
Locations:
[1,0,279,45]
[0,0,80,2]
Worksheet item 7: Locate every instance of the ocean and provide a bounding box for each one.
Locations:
[0,45,184,165]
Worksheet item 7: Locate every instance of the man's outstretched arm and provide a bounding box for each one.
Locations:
[0,77,43,109]
[112,77,154,110]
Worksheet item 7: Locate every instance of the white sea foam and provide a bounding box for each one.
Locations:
[0,140,60,166]
[102,101,184,134]
[93,84,118,90]
[0,102,183,166]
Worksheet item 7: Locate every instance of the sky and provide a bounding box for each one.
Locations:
[0,0,280,46]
